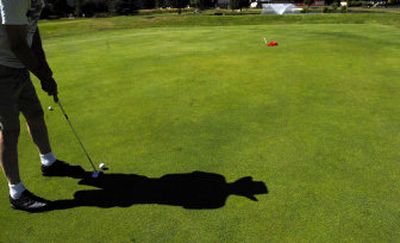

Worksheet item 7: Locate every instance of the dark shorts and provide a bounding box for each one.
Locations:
[0,65,43,131]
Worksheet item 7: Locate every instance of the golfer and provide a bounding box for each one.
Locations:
[0,0,79,212]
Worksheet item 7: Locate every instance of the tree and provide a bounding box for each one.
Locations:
[80,0,109,16]
[324,0,339,5]
[190,0,204,9]
[190,0,214,9]
[43,0,73,17]
[229,0,249,9]
[304,0,315,6]
[75,0,83,16]
[113,0,140,15]
[142,0,157,8]
[177,0,190,13]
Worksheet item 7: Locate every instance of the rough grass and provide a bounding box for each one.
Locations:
[0,14,400,242]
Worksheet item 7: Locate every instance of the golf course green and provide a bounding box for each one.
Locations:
[1,13,399,242]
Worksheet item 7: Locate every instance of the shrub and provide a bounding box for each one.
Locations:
[340,5,348,12]
[300,6,309,13]
[137,7,194,15]
[321,6,329,12]
[330,2,338,11]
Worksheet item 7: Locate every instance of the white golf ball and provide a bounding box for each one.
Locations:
[99,163,106,169]
[48,106,54,111]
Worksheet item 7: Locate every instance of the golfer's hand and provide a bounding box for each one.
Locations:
[40,76,58,96]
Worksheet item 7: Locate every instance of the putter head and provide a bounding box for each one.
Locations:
[91,171,103,178]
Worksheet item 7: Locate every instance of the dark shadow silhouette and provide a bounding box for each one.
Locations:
[48,166,268,211]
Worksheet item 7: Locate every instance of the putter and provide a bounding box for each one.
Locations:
[53,95,102,178]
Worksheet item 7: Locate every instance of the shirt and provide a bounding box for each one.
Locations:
[0,0,44,68]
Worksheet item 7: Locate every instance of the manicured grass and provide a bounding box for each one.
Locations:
[39,12,400,39]
[1,14,400,242]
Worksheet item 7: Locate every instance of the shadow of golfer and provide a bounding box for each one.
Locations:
[50,169,268,210]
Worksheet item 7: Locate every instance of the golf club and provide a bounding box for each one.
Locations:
[53,95,103,178]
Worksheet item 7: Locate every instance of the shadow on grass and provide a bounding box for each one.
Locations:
[48,167,268,211]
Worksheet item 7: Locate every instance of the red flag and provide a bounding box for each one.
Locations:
[267,41,278,47]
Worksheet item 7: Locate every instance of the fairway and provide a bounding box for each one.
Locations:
[1,15,400,242]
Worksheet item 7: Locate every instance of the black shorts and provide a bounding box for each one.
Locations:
[0,65,43,131]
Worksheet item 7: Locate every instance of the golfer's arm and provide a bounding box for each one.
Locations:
[31,28,53,76]
[5,25,52,81]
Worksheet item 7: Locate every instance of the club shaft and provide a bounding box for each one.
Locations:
[56,100,97,171]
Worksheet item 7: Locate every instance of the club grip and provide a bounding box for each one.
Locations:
[53,94,59,103]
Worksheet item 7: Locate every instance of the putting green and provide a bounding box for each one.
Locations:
[1,16,399,242]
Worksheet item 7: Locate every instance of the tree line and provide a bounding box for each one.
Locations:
[42,0,252,17]
[45,0,397,18]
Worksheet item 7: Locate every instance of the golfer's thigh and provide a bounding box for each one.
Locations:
[0,65,21,132]
[19,73,44,120]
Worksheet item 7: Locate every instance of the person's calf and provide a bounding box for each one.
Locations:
[25,112,52,156]
[0,129,21,185]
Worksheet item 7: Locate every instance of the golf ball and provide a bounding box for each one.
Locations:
[99,163,106,169]
[48,106,54,111]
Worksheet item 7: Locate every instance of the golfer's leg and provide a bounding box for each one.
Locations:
[25,103,85,177]
[0,67,50,209]
[0,130,21,185]
[0,65,24,188]
[19,71,52,156]
[26,114,52,155]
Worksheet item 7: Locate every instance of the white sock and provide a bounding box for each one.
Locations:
[40,152,56,167]
[9,182,26,199]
